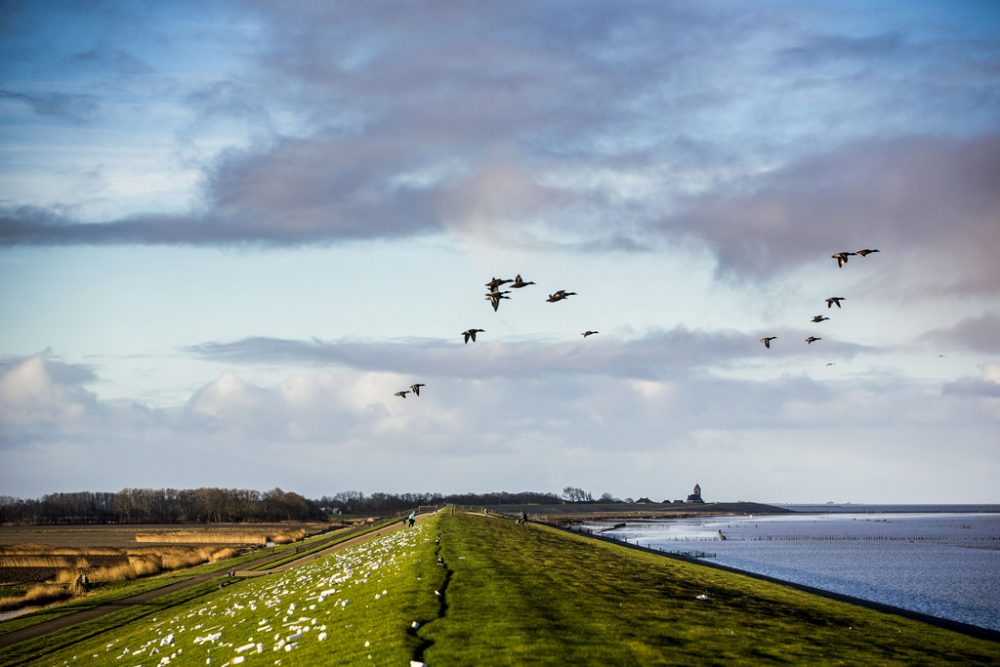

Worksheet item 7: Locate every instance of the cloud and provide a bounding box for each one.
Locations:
[658,135,1000,293]
[2,349,997,501]
[66,47,152,79]
[776,32,905,66]
[0,353,102,443]
[0,88,99,121]
[184,328,873,380]
[943,361,1000,399]
[920,312,1000,354]
[943,377,1000,398]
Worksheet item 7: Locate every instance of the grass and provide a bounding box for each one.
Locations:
[0,525,357,635]
[4,513,997,666]
[0,548,268,637]
[422,514,998,665]
[0,580,232,667]
[10,522,443,666]
[253,517,404,570]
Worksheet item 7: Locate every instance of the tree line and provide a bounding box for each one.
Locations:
[317,490,563,515]
[0,488,565,525]
[0,488,324,524]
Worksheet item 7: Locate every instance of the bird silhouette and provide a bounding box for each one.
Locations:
[485,277,512,291]
[759,337,777,348]
[546,290,577,303]
[394,390,410,398]
[581,330,599,337]
[826,297,846,309]
[510,274,535,288]
[463,329,485,343]
[410,383,425,396]
[812,315,830,323]
[805,336,822,344]
[485,290,511,312]
[856,248,880,257]
[832,251,856,268]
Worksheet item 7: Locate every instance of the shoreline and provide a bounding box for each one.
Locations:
[544,519,1000,643]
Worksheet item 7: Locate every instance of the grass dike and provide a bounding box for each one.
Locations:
[422,512,998,665]
[7,511,998,665]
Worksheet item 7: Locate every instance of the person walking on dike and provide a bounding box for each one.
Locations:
[520,510,528,525]
[408,511,416,528]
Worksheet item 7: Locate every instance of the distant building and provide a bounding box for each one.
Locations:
[686,483,704,504]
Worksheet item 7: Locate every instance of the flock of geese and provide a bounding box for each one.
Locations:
[394,249,880,397]
[394,274,593,398]
[758,248,879,350]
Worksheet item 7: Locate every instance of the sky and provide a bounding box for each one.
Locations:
[1,0,998,503]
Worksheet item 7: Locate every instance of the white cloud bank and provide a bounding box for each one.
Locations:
[2,351,997,503]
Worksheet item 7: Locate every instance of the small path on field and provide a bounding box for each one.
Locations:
[0,514,431,649]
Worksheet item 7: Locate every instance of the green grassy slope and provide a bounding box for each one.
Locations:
[5,524,442,666]
[6,513,998,666]
[422,513,999,665]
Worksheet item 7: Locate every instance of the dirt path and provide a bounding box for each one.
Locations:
[0,516,426,650]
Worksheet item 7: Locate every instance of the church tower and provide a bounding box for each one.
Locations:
[686,483,704,504]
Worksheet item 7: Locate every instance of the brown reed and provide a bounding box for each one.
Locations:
[134,529,306,545]
[0,584,72,611]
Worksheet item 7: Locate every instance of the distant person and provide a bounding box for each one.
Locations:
[520,511,528,525]
[408,511,416,528]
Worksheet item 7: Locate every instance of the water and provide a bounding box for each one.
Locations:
[582,508,1000,631]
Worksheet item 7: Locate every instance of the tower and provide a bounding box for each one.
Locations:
[686,482,704,504]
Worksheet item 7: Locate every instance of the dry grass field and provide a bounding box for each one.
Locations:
[0,523,322,611]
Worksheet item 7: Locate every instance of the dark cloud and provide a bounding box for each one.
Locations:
[0,88,99,121]
[66,47,152,78]
[659,135,1000,292]
[942,377,1000,398]
[920,312,1000,354]
[777,32,905,66]
[1,3,998,260]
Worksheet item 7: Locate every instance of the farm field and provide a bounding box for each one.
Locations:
[0,523,328,548]
[0,523,333,615]
[5,511,997,666]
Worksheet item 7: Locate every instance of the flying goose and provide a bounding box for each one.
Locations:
[546,290,577,303]
[510,274,535,288]
[805,336,822,344]
[410,383,425,396]
[485,277,512,291]
[832,251,856,268]
[759,336,777,349]
[826,297,846,309]
[485,290,511,311]
[394,390,410,398]
[581,330,599,337]
[856,248,879,256]
[462,328,485,343]
[811,315,830,323]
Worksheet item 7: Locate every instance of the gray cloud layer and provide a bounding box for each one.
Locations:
[1,4,998,287]
[185,329,872,379]
[920,312,1000,354]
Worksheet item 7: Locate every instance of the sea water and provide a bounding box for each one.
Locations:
[585,508,1000,631]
